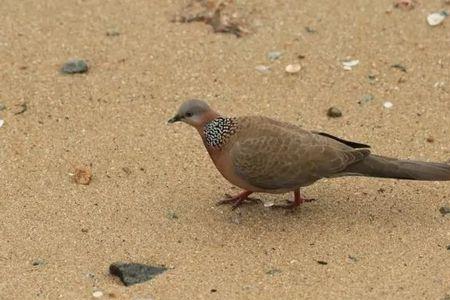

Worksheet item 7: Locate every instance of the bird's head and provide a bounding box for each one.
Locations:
[168,99,219,128]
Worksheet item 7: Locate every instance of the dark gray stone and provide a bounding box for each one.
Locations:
[327,107,342,118]
[61,59,88,74]
[109,262,167,286]
[439,206,450,216]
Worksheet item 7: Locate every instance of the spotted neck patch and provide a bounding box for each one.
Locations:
[203,117,237,149]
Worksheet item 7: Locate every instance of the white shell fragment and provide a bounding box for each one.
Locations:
[263,201,274,207]
[342,59,360,70]
[427,11,448,26]
[255,65,271,73]
[0,119,4,128]
[92,291,103,298]
[285,63,301,73]
[383,101,393,109]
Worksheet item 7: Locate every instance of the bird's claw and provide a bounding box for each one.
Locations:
[217,193,260,210]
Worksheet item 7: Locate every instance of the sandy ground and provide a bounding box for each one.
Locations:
[1,0,450,299]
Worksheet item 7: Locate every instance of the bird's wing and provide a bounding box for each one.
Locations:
[230,117,370,190]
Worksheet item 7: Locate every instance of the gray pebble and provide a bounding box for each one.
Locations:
[61,59,88,74]
[110,262,167,286]
[359,94,374,105]
[31,259,46,267]
[327,107,342,118]
[267,51,282,61]
[439,206,450,216]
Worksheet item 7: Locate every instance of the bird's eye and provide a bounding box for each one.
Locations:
[185,112,193,118]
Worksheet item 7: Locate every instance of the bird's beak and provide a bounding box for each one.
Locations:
[168,114,181,124]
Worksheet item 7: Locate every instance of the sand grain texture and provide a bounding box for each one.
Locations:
[0,0,449,299]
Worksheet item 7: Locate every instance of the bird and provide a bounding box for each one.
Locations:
[168,99,450,209]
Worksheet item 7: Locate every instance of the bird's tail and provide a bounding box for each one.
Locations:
[340,154,450,181]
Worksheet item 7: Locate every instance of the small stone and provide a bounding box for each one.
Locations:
[446,245,450,250]
[0,119,4,128]
[304,26,317,33]
[0,103,5,111]
[61,59,88,74]
[266,268,282,275]
[317,260,328,265]
[166,211,178,219]
[109,262,167,286]
[342,59,359,70]
[210,289,217,293]
[427,11,448,26]
[327,107,342,118]
[359,94,374,105]
[348,255,358,262]
[439,206,450,216]
[267,51,282,61]
[255,65,271,74]
[285,64,301,74]
[122,167,132,175]
[12,102,27,115]
[383,101,393,109]
[106,30,120,37]
[391,64,407,72]
[426,137,435,143]
[92,291,103,298]
[31,259,46,266]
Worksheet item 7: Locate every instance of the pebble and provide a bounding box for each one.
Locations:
[31,259,46,266]
[439,206,450,216]
[106,30,120,37]
[166,211,178,219]
[267,51,282,61]
[317,260,328,265]
[0,103,5,111]
[383,101,393,109]
[255,65,271,73]
[109,262,167,286]
[92,291,103,298]
[285,63,301,74]
[359,94,374,105]
[327,107,342,118]
[0,119,4,128]
[342,59,359,70]
[427,11,448,26]
[61,59,88,74]
[391,63,407,72]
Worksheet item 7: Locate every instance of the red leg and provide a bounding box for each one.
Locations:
[216,191,255,210]
[273,189,315,209]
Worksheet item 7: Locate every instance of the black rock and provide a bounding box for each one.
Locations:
[109,262,167,286]
[31,259,46,266]
[327,107,342,118]
[61,59,88,74]
[439,206,450,216]
[317,260,328,265]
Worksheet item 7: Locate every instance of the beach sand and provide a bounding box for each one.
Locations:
[0,0,449,299]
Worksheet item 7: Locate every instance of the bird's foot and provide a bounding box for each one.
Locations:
[217,191,258,210]
[272,190,316,210]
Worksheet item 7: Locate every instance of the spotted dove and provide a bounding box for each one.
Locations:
[168,99,450,209]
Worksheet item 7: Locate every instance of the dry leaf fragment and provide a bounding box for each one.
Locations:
[173,0,249,37]
[394,0,416,10]
[72,166,92,185]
